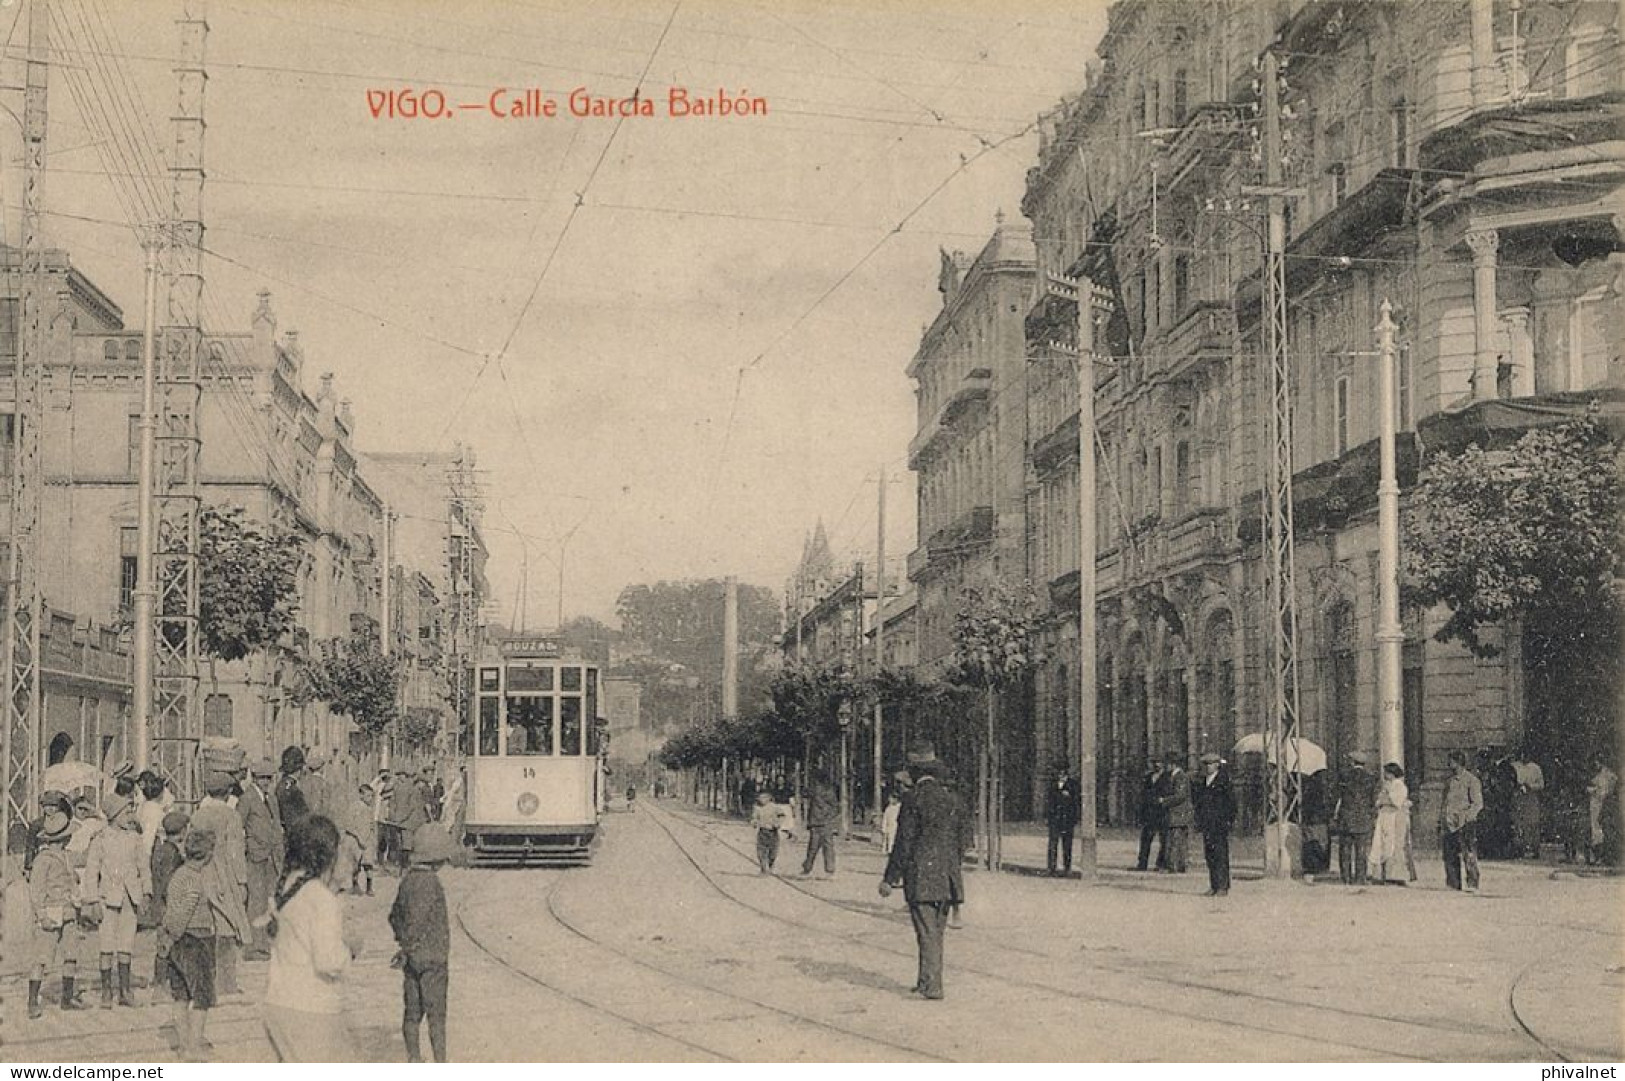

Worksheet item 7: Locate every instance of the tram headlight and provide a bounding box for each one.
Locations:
[517,792,539,816]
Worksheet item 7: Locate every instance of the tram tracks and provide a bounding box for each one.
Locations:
[650,802,1591,1062]
[454,858,950,1061]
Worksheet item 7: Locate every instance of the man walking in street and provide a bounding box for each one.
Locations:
[1136,758,1167,871]
[1045,762,1082,877]
[1332,752,1378,886]
[1441,749,1483,892]
[880,746,967,1000]
[1159,752,1193,874]
[1192,753,1235,896]
[800,772,839,877]
[238,758,283,960]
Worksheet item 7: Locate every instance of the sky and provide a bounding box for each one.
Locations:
[10,0,1109,625]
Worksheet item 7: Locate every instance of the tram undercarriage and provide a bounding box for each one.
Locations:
[465,824,598,866]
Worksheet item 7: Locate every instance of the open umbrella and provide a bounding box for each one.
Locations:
[1231,732,1328,775]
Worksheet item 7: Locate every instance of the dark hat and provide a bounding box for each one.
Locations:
[905,741,939,765]
[1199,752,1222,765]
[39,809,73,843]
[161,810,190,836]
[911,758,947,779]
[251,757,275,777]
[1163,750,1183,765]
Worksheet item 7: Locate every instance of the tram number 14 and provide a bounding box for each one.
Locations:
[522,767,536,779]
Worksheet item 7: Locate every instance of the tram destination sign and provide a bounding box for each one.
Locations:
[499,636,562,658]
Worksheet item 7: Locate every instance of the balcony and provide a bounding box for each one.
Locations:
[1155,301,1234,380]
[908,369,994,469]
[1163,507,1232,569]
[913,506,996,579]
[1032,411,1079,474]
[906,544,931,583]
[1161,103,1246,194]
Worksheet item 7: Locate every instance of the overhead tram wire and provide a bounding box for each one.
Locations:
[432,0,684,455]
[697,110,1044,531]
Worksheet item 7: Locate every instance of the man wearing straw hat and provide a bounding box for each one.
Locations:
[879,743,967,1000]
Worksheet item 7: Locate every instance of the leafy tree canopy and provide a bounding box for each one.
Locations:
[292,631,406,736]
[1403,410,1622,656]
[196,506,305,662]
[952,583,1046,689]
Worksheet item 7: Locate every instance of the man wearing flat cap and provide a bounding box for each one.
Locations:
[1332,751,1379,886]
[879,744,968,1000]
[1192,753,1236,896]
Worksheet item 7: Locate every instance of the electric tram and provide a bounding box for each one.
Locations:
[464,637,606,864]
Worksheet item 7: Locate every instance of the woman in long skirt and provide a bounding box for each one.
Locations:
[1368,763,1411,885]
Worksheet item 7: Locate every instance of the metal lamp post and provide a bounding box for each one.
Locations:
[1375,300,1404,768]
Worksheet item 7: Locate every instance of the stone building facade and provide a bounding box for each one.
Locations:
[1020,0,1623,830]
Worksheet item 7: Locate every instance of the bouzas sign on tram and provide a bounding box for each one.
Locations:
[500,637,561,658]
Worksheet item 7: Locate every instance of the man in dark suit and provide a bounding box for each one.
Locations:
[1159,752,1193,874]
[880,749,967,1000]
[1045,764,1082,876]
[1136,759,1167,871]
[239,758,284,959]
[1333,751,1379,885]
[1192,752,1236,895]
[800,773,840,876]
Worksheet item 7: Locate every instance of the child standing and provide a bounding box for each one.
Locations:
[85,797,149,1008]
[389,823,452,1063]
[148,812,187,999]
[25,808,82,1018]
[750,791,780,874]
[162,829,218,1061]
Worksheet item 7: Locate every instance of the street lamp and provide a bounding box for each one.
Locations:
[1374,301,1404,768]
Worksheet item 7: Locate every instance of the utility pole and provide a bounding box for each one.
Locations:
[379,506,394,770]
[3,0,50,858]
[1249,48,1306,878]
[1076,282,1102,879]
[872,466,885,829]
[722,576,738,717]
[131,234,163,773]
[156,0,208,801]
[1375,301,1404,768]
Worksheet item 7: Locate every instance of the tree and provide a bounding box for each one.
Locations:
[1404,409,1622,789]
[952,582,1045,870]
[293,631,407,738]
[557,615,619,667]
[195,506,304,662]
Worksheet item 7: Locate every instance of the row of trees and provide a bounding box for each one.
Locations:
[659,582,1047,866]
[191,505,426,748]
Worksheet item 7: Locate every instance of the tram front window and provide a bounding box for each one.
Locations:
[478,697,500,756]
[560,696,582,755]
[505,695,553,755]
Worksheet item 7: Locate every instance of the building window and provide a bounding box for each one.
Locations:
[203,693,233,739]
[0,414,14,481]
[1172,69,1188,127]
[1389,99,1410,167]
[1328,162,1347,206]
[127,415,142,474]
[1173,254,1190,316]
[1174,441,1191,514]
[1334,375,1351,457]
[1148,262,1161,336]
[1397,343,1413,431]
[119,526,139,616]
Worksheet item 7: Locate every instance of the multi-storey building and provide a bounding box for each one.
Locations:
[363,450,490,754]
[903,217,1039,810]
[1021,0,1623,829]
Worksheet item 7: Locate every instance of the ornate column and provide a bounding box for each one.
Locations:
[1467,228,1501,401]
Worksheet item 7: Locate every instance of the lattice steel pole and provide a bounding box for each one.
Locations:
[1257,49,1304,876]
[3,0,50,862]
[156,0,207,802]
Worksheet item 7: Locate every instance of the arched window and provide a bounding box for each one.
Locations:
[124,340,140,361]
[103,340,119,361]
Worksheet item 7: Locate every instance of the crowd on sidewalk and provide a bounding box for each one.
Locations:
[1,735,459,1063]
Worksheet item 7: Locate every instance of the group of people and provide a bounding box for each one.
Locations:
[1130,752,1237,894]
[6,742,458,1063]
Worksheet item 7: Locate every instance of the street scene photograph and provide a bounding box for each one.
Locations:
[0,0,1621,1067]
